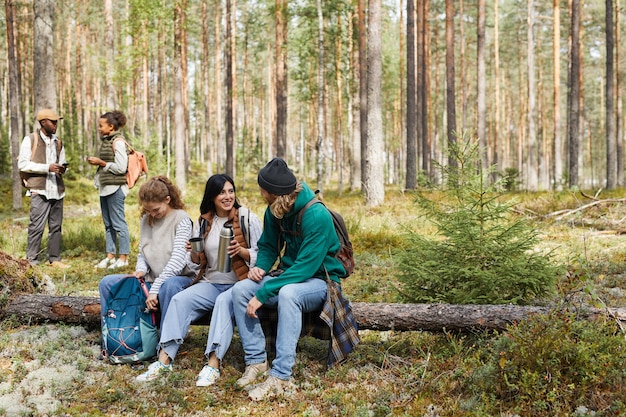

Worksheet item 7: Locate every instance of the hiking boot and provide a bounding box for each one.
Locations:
[247,375,295,401]
[49,261,70,269]
[196,365,220,387]
[135,361,172,382]
[108,258,129,269]
[95,257,115,269]
[235,361,268,388]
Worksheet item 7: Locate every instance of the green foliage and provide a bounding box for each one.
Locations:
[470,312,626,416]
[396,140,560,305]
[500,167,521,192]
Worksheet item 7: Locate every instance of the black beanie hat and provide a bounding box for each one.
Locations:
[258,157,297,195]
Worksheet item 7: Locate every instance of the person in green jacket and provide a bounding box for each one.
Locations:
[231,157,345,401]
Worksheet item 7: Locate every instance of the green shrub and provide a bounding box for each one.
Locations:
[471,311,626,416]
[396,140,561,305]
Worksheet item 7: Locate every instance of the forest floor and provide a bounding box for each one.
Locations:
[1,176,626,416]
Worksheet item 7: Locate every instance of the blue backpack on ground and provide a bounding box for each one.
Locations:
[102,275,158,364]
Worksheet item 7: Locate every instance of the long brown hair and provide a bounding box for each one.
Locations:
[138,176,186,223]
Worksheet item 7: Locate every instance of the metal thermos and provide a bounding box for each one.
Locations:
[217,223,234,273]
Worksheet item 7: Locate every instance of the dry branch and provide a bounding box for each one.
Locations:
[3,294,625,332]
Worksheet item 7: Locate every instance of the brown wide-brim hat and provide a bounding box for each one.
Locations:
[36,108,63,122]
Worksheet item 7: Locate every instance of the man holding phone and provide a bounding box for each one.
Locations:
[18,108,70,268]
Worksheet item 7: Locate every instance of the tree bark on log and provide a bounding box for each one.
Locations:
[3,294,625,332]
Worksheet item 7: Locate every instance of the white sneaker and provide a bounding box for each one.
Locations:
[95,258,115,269]
[135,361,172,382]
[196,365,220,387]
[108,258,129,269]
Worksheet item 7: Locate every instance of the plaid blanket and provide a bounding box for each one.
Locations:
[258,279,359,367]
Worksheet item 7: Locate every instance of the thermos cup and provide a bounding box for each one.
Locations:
[189,237,204,253]
[217,223,234,272]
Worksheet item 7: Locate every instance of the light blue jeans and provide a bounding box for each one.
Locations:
[232,276,327,380]
[100,187,130,256]
[99,274,192,329]
[159,282,234,362]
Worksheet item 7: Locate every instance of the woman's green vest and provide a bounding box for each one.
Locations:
[98,133,128,187]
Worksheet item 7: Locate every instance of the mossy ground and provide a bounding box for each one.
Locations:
[1,172,626,416]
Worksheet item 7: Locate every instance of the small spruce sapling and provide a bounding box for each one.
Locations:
[396,139,560,305]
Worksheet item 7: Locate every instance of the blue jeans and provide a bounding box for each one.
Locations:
[99,274,192,329]
[232,276,327,380]
[100,187,130,255]
[159,282,233,361]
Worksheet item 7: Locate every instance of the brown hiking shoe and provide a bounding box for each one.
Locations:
[247,375,296,401]
[235,361,268,388]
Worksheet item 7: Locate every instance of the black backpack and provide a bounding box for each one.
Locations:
[281,197,355,278]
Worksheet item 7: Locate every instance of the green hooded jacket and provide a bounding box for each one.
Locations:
[254,182,344,304]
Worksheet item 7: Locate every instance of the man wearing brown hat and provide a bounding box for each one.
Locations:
[18,108,69,268]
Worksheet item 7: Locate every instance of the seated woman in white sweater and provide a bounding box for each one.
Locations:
[99,176,196,357]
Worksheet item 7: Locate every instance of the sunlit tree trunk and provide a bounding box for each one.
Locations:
[567,0,581,188]
[174,0,187,191]
[416,0,426,176]
[158,25,167,167]
[335,9,345,194]
[406,0,417,189]
[553,0,563,189]
[201,0,210,167]
[606,0,617,189]
[397,1,405,188]
[33,0,56,112]
[422,0,431,179]
[477,0,487,175]
[275,0,288,158]
[140,22,149,146]
[459,0,468,131]
[225,0,234,176]
[365,0,384,208]
[349,7,362,192]
[493,0,500,181]
[315,0,325,192]
[229,0,237,178]
[104,0,115,109]
[617,0,624,186]
[445,0,456,170]
[526,0,538,191]
[7,0,23,210]
[214,1,222,172]
[358,0,367,187]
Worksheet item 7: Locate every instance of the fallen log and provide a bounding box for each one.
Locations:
[3,294,625,332]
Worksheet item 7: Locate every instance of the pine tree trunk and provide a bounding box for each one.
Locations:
[7,0,23,211]
[553,0,563,189]
[33,0,57,111]
[275,0,288,159]
[568,0,581,188]
[5,294,626,334]
[365,0,384,208]
[445,0,457,169]
[358,0,368,187]
[477,0,488,175]
[606,0,617,189]
[406,0,417,190]
[174,0,187,191]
